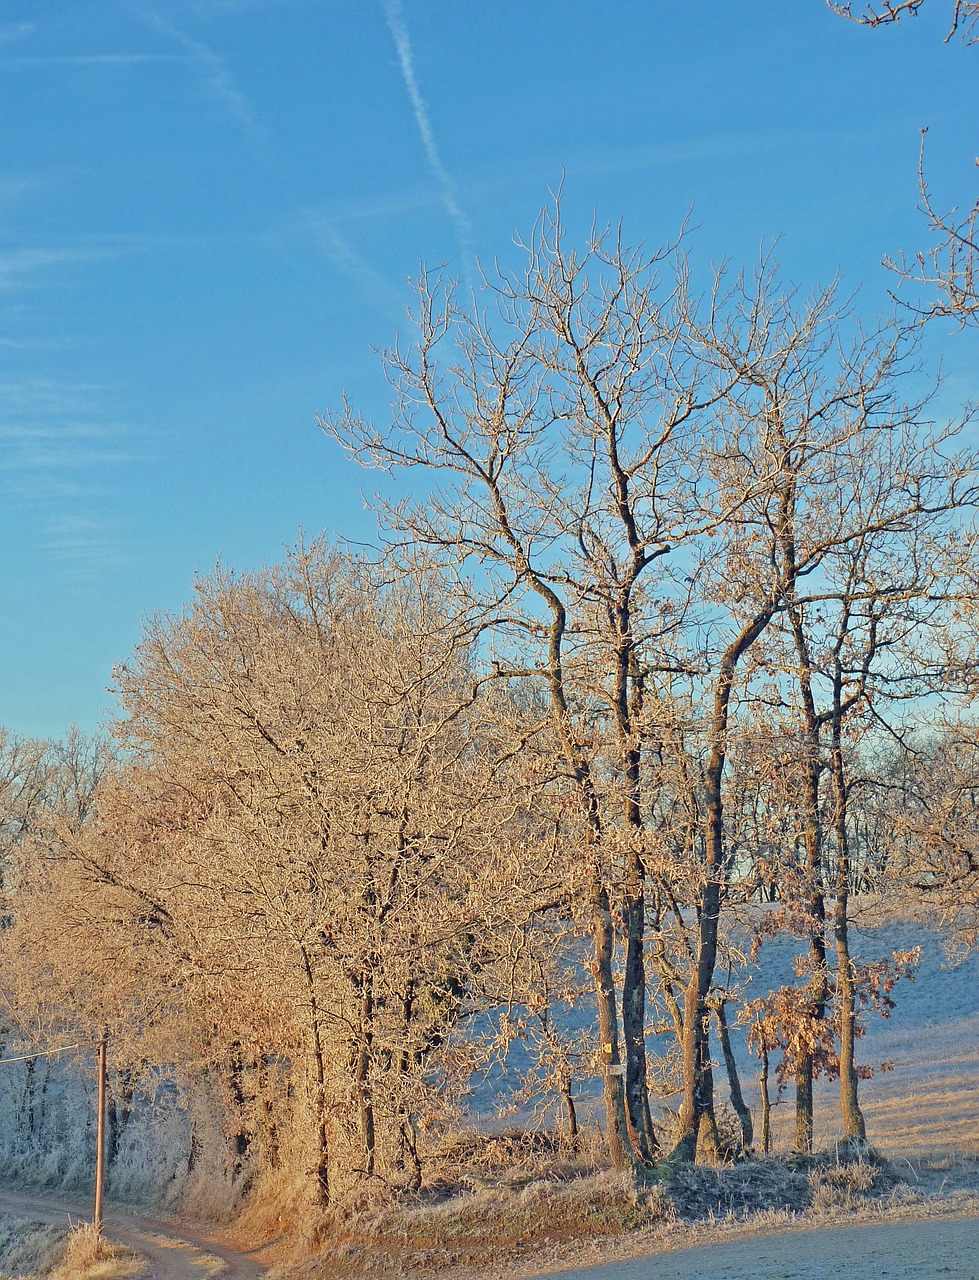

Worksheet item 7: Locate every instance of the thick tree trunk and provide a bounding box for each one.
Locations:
[673,877,722,1161]
[830,689,867,1142]
[226,1044,253,1183]
[794,756,828,1155]
[671,620,773,1161]
[590,878,633,1171]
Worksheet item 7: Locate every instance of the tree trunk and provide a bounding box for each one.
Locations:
[623,856,656,1161]
[300,946,331,1209]
[759,1046,771,1156]
[560,1073,579,1152]
[715,999,752,1151]
[794,771,828,1155]
[787,602,829,1155]
[830,686,867,1142]
[671,617,773,1161]
[94,1034,107,1237]
[590,877,633,1171]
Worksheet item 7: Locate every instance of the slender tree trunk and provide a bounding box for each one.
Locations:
[787,597,829,1155]
[395,982,416,1181]
[300,946,331,1209]
[759,1046,771,1156]
[715,999,752,1151]
[543,596,637,1172]
[794,749,828,1154]
[24,1058,36,1138]
[559,1073,579,1151]
[94,1034,107,1237]
[617,635,656,1162]
[354,984,376,1178]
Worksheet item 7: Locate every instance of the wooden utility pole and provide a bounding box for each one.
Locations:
[94,1032,107,1236]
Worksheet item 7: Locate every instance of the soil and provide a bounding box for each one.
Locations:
[0,1190,267,1280]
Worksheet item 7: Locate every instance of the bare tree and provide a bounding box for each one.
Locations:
[828,2,979,326]
[323,200,817,1169]
[882,137,979,327]
[828,0,979,41]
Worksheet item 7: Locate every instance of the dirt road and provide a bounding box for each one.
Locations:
[0,1189,267,1280]
[535,1213,979,1280]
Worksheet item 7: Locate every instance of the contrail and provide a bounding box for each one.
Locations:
[139,9,268,145]
[307,216,408,322]
[380,0,475,286]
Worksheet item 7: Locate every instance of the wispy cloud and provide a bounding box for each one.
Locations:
[0,23,35,44]
[0,420,151,473]
[304,215,408,322]
[40,512,124,573]
[0,173,60,209]
[0,53,185,70]
[138,9,268,143]
[0,380,152,568]
[0,379,105,414]
[0,384,154,468]
[309,185,443,228]
[380,0,474,284]
[0,247,113,292]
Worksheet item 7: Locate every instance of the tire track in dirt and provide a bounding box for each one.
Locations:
[0,1189,267,1280]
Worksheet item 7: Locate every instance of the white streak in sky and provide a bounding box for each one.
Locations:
[381,0,474,285]
[0,248,109,291]
[0,23,34,44]
[0,54,185,69]
[306,216,407,322]
[139,10,268,143]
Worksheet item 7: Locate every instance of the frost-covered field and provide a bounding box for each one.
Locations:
[469,916,979,1160]
[752,918,979,1158]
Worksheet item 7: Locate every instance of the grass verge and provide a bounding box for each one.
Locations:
[263,1138,979,1280]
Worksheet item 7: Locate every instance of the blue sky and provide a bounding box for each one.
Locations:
[1,0,976,739]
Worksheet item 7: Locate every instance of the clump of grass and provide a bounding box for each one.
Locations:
[47,1223,141,1280]
[657,1157,811,1221]
[807,1142,898,1216]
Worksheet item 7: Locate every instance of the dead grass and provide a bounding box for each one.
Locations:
[0,1217,64,1279]
[274,1169,672,1278]
[0,1216,141,1280]
[263,1139,979,1280]
[46,1223,141,1280]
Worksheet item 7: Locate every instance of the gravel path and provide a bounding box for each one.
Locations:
[534,1214,979,1280]
[0,1189,267,1280]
